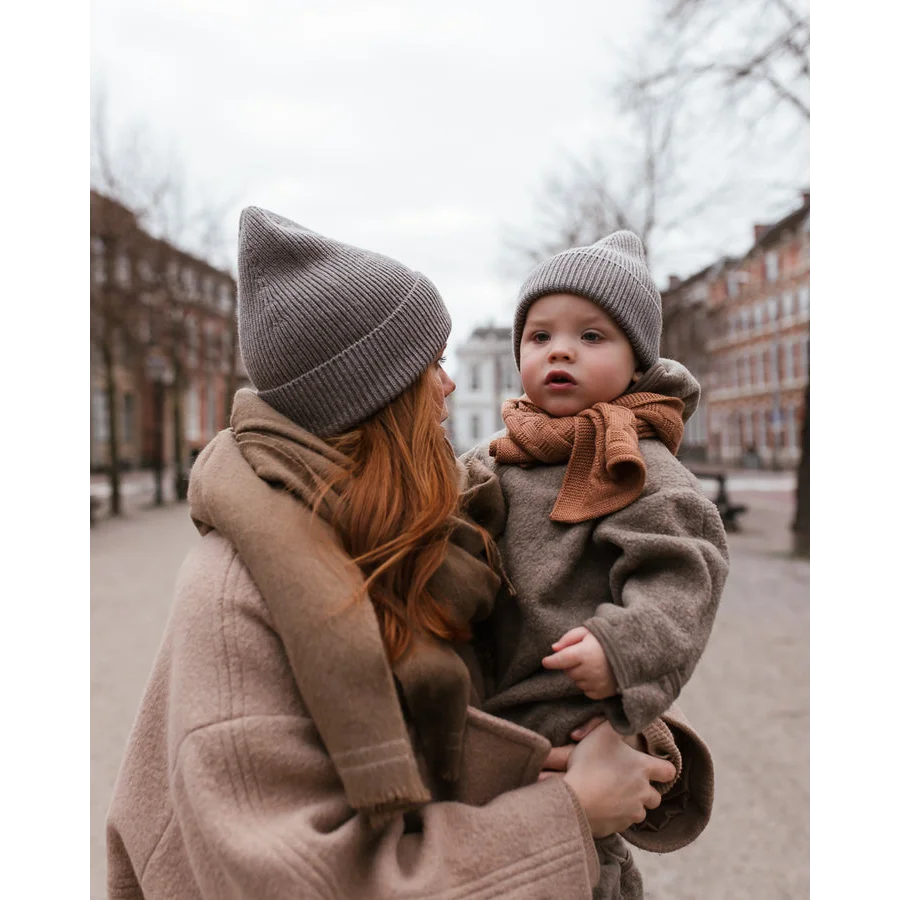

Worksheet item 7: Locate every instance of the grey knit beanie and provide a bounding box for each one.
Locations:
[237,206,451,437]
[512,231,662,372]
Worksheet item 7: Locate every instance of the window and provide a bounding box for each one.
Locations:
[768,296,779,322]
[765,251,779,283]
[726,272,740,298]
[184,268,198,298]
[797,285,810,315]
[783,341,795,381]
[205,322,219,366]
[471,414,480,441]
[505,365,520,392]
[470,364,481,391]
[91,238,106,284]
[92,389,109,443]
[221,332,233,373]
[219,283,234,314]
[781,291,795,318]
[138,259,154,285]
[186,386,201,441]
[115,253,132,288]
[207,382,218,436]
[754,302,765,330]
[186,318,198,367]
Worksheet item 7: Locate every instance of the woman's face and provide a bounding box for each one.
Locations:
[431,346,455,423]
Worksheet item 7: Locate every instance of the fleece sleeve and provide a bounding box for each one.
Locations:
[583,488,729,734]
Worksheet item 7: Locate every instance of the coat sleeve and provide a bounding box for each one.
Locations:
[623,702,715,853]
[107,532,603,900]
[170,714,601,900]
[584,486,729,734]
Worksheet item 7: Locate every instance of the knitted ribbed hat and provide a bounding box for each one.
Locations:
[237,206,451,437]
[512,231,662,372]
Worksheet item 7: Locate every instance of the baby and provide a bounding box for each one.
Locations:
[459,231,730,897]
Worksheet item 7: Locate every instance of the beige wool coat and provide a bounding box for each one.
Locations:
[107,400,716,900]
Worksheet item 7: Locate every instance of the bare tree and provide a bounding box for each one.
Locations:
[91,84,235,508]
[89,191,145,516]
[504,93,673,272]
[506,0,810,548]
[623,0,816,556]
[629,0,809,123]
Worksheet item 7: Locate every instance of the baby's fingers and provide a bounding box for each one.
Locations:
[551,626,589,651]
[570,716,605,741]
[542,646,581,670]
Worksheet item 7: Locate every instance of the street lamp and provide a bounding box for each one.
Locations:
[145,352,172,506]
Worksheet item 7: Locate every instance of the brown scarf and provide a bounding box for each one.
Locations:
[188,389,501,825]
[490,392,685,523]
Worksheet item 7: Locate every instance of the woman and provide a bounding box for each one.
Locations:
[107,207,701,899]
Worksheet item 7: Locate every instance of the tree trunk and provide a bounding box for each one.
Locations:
[172,357,188,501]
[792,382,809,557]
[101,338,123,517]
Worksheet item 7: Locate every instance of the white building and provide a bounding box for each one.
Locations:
[448,326,522,453]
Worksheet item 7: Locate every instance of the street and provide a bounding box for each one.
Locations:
[91,478,808,900]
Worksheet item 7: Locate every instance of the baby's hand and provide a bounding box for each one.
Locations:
[542,626,618,700]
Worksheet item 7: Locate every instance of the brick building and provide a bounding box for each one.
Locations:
[90,190,248,474]
[661,192,810,469]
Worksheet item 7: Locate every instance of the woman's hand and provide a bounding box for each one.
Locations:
[571,716,647,753]
[562,721,676,838]
[539,744,575,780]
[539,718,647,780]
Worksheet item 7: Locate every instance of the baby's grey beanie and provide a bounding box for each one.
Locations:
[237,206,451,437]
[512,230,662,372]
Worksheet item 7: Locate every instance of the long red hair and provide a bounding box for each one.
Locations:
[317,369,470,662]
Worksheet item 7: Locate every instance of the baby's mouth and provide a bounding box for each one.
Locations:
[545,370,577,386]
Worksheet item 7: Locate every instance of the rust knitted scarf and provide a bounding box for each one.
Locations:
[490,392,685,523]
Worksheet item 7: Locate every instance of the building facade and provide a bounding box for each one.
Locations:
[659,259,737,463]
[442,193,809,468]
[667,192,810,469]
[447,326,522,453]
[90,190,248,473]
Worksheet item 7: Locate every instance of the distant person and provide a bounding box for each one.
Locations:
[458,231,730,897]
[106,209,707,899]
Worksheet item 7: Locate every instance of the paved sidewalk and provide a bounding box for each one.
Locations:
[91,487,808,899]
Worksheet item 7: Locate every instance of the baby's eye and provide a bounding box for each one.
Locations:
[532,331,550,343]
[582,330,603,343]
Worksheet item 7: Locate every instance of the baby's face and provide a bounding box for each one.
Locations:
[519,293,639,417]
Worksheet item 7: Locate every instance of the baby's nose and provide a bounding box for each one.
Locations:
[548,344,574,361]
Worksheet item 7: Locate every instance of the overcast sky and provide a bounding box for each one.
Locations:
[91,0,809,374]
